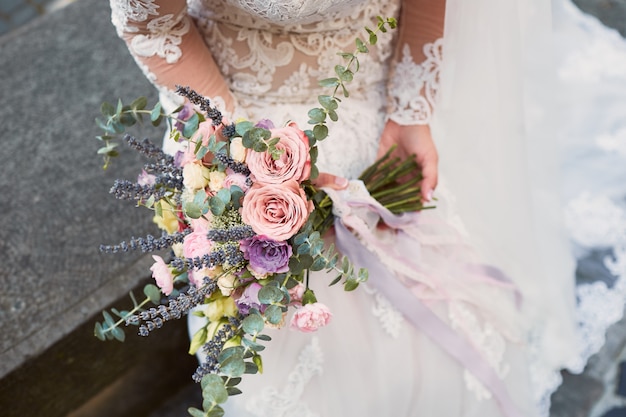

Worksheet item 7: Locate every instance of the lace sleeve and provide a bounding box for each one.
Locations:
[109,0,236,114]
[387,0,445,125]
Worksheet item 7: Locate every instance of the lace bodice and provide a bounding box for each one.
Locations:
[188,0,400,105]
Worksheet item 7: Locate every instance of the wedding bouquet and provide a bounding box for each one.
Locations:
[94,17,430,417]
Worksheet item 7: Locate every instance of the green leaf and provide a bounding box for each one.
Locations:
[94,322,106,341]
[183,201,203,219]
[216,188,231,205]
[299,254,314,269]
[187,407,205,417]
[230,185,244,208]
[184,113,200,138]
[297,242,310,255]
[111,326,125,342]
[258,286,284,304]
[235,121,254,137]
[189,326,208,355]
[252,141,268,153]
[143,284,162,304]
[226,387,243,396]
[302,289,317,305]
[241,337,265,352]
[252,354,263,374]
[209,197,226,216]
[256,334,272,342]
[101,101,115,117]
[293,232,308,246]
[329,275,342,286]
[355,37,368,53]
[307,108,326,124]
[244,361,259,374]
[116,98,123,115]
[310,164,319,180]
[318,95,338,111]
[344,278,359,292]
[151,102,162,122]
[131,96,148,110]
[338,69,353,83]
[341,84,350,98]
[242,314,265,335]
[310,256,327,271]
[225,377,242,387]
[318,77,340,88]
[208,407,225,417]
[102,311,115,328]
[201,374,229,404]
[264,305,284,325]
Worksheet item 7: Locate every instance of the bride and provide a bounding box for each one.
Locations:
[108,0,598,415]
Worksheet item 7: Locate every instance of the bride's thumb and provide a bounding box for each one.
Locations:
[312,173,349,190]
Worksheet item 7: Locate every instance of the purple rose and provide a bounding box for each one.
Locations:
[254,119,275,130]
[241,235,293,275]
[175,102,195,132]
[236,282,263,315]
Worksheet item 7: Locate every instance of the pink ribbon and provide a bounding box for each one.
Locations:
[327,182,525,417]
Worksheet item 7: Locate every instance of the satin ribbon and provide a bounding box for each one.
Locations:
[325,181,525,417]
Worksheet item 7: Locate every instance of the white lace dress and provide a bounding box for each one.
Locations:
[109,0,626,416]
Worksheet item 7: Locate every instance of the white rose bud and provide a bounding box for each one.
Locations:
[217,273,238,296]
[182,163,210,190]
[230,137,247,162]
[208,171,227,192]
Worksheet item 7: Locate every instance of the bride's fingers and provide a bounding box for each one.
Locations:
[312,172,349,190]
[419,152,438,202]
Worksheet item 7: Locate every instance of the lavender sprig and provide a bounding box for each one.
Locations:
[124,134,174,164]
[99,230,190,253]
[109,179,166,201]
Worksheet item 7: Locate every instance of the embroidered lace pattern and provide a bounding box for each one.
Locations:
[245,336,323,417]
[388,39,443,125]
[448,301,510,401]
[188,0,400,105]
[362,285,404,339]
[110,0,190,64]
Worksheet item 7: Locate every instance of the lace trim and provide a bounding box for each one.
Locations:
[190,0,399,104]
[110,0,159,36]
[362,285,403,338]
[388,40,443,125]
[448,301,509,401]
[246,337,323,417]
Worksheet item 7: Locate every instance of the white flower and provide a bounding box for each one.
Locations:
[230,137,247,162]
[208,171,227,192]
[182,163,209,190]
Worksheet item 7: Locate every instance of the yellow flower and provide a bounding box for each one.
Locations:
[204,295,238,322]
[153,200,179,234]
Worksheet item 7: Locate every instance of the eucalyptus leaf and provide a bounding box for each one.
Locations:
[219,354,246,378]
[310,256,327,271]
[242,314,265,335]
[207,407,225,417]
[216,188,231,205]
[264,305,284,325]
[344,278,360,292]
[143,283,162,304]
[318,77,340,88]
[94,322,105,341]
[226,387,243,396]
[293,232,308,246]
[209,197,226,216]
[313,124,328,141]
[307,108,326,124]
[184,113,200,138]
[235,121,254,136]
[148,102,162,123]
[188,326,208,355]
[187,407,205,417]
[183,201,203,219]
[225,377,242,387]
[256,334,272,342]
[241,337,265,352]
[101,101,115,117]
[111,326,125,342]
[244,361,259,374]
[299,254,314,269]
[258,286,283,305]
[218,346,245,363]
[329,275,342,286]
[102,311,115,328]
[252,355,263,374]
[131,96,148,110]
[355,37,368,53]
[318,95,338,110]
[297,242,311,255]
[201,374,229,404]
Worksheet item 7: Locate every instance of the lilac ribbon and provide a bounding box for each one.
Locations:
[334,219,526,417]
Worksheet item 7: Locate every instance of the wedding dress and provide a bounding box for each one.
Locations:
[107,0,626,416]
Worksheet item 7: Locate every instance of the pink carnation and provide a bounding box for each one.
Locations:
[241,180,313,241]
[183,224,213,286]
[246,122,311,184]
[223,170,250,192]
[290,303,332,333]
[150,255,174,296]
[288,282,306,305]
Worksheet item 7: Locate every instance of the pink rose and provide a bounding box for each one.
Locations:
[223,170,250,192]
[246,122,311,184]
[178,121,219,166]
[150,255,174,296]
[183,224,213,286]
[241,180,313,241]
[290,303,332,333]
[288,282,306,305]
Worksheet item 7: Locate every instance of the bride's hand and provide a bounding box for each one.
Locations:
[377,120,438,202]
